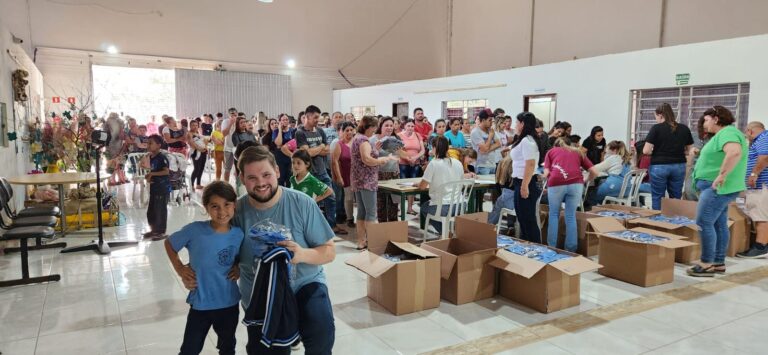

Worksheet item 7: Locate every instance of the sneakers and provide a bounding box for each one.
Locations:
[151,234,168,241]
[687,264,716,277]
[736,244,768,259]
[346,220,356,228]
[332,226,348,235]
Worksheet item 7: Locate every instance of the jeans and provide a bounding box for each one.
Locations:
[696,179,738,264]
[476,166,496,175]
[488,188,514,225]
[275,151,292,187]
[399,164,422,179]
[332,180,346,222]
[180,305,238,355]
[246,282,335,355]
[591,175,625,206]
[649,163,686,210]
[512,177,542,244]
[315,172,337,228]
[147,191,168,233]
[547,183,583,252]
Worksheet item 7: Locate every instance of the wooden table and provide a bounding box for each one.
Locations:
[7,172,111,236]
[378,175,497,228]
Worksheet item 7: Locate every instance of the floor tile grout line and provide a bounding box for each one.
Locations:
[108,254,130,353]
[419,265,768,355]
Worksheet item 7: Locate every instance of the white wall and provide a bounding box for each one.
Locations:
[0,15,44,206]
[335,34,768,143]
[34,47,384,117]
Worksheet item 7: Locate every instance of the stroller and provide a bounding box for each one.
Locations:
[166,151,191,205]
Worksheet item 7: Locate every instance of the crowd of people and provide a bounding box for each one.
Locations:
[99,101,766,354]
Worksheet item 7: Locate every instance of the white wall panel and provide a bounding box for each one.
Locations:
[174,69,291,119]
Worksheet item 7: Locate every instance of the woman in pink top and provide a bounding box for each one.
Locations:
[351,116,399,249]
[397,119,425,215]
[332,122,357,228]
[543,137,598,251]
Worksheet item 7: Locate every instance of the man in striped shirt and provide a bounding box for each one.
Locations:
[737,121,768,258]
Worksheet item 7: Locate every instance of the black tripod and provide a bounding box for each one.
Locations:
[61,135,138,254]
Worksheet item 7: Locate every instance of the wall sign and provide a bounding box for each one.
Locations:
[52,96,60,103]
[67,97,76,104]
[676,73,690,86]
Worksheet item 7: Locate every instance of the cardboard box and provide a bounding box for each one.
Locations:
[727,204,751,257]
[488,238,601,313]
[421,213,497,304]
[588,217,696,287]
[629,198,733,264]
[345,221,441,315]
[590,205,660,227]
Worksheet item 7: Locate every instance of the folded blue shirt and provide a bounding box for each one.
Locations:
[606,230,669,244]
[501,238,571,264]
[594,211,640,220]
[647,215,696,225]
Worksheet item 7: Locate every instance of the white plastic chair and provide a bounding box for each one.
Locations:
[603,169,647,207]
[422,180,474,242]
[578,179,592,212]
[127,153,149,207]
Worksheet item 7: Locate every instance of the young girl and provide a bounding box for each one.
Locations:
[164,181,243,355]
[290,149,333,203]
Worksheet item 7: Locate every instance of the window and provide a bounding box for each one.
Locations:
[92,65,176,123]
[350,106,376,119]
[630,83,750,143]
[442,99,489,122]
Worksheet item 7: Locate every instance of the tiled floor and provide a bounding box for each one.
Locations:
[1,181,768,355]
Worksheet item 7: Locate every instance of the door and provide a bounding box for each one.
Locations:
[524,94,557,130]
[392,102,409,118]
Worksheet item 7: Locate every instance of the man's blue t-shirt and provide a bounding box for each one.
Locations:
[168,221,244,310]
[149,152,170,194]
[234,188,335,307]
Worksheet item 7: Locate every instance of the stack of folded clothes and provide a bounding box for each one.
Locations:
[605,230,669,244]
[501,239,572,264]
[380,253,420,262]
[594,210,641,220]
[647,215,696,225]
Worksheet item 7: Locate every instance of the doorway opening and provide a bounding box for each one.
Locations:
[392,102,409,118]
[92,65,176,124]
[524,94,557,130]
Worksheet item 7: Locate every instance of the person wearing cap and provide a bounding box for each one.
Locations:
[470,108,502,175]
[412,107,432,141]
[737,121,768,258]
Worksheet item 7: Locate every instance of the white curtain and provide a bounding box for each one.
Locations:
[175,69,291,119]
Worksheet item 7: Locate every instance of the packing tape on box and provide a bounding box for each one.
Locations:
[414,262,425,310]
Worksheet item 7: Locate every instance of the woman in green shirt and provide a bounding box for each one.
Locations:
[689,106,748,277]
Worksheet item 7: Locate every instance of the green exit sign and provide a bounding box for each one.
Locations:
[676,73,690,86]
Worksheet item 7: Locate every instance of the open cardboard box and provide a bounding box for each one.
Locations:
[488,237,602,313]
[588,217,696,287]
[590,204,660,226]
[421,212,497,304]
[727,203,751,256]
[629,198,733,264]
[345,221,441,315]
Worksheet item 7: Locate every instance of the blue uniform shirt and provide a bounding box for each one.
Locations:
[149,152,170,194]
[234,188,335,307]
[747,130,768,189]
[169,221,244,310]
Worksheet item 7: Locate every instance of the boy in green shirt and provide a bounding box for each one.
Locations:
[290,149,333,203]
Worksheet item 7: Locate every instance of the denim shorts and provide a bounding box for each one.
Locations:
[355,189,377,221]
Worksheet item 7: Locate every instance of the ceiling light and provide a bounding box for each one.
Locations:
[286,59,296,68]
[259,0,273,3]
[106,45,118,54]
